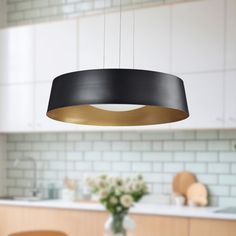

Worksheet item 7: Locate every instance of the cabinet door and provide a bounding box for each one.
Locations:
[35,20,77,82]
[104,12,120,68]
[35,82,78,131]
[0,26,34,84]
[133,215,188,236]
[78,15,104,70]
[226,0,236,69]
[135,6,171,73]
[171,72,224,129]
[78,11,139,70]
[225,71,236,127]
[172,0,224,73]
[0,206,107,236]
[0,84,34,132]
[105,11,135,69]
[190,219,236,236]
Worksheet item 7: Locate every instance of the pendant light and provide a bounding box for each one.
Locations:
[47,0,189,126]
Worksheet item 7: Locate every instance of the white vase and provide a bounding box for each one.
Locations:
[104,214,136,236]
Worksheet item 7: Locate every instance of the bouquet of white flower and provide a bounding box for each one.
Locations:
[86,175,148,236]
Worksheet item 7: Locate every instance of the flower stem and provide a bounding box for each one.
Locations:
[112,214,127,236]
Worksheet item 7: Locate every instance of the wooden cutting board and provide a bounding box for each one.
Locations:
[187,183,208,206]
[172,171,197,196]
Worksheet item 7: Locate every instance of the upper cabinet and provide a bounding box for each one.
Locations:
[172,0,225,73]
[35,20,77,82]
[120,11,134,68]
[78,15,104,70]
[135,6,171,73]
[0,1,236,132]
[104,12,120,68]
[225,0,236,69]
[78,12,134,70]
[0,26,34,84]
[0,84,34,132]
[171,72,224,129]
[224,71,236,128]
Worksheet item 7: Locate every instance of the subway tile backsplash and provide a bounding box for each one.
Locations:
[5,130,236,207]
[5,0,199,27]
[0,135,6,196]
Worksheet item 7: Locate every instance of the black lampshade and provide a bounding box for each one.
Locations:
[47,69,189,126]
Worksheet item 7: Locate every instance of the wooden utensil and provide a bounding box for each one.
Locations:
[187,183,208,206]
[188,196,208,207]
[172,171,197,197]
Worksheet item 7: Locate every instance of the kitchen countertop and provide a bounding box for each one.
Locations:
[0,199,235,221]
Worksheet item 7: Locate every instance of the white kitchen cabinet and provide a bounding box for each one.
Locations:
[107,9,173,70]
[78,11,140,70]
[224,71,236,128]
[79,15,104,70]
[104,11,135,69]
[0,84,34,132]
[104,12,120,68]
[0,26,34,84]
[226,0,236,69]
[107,10,142,69]
[171,72,224,129]
[0,3,234,133]
[172,0,224,73]
[135,6,171,73]
[35,20,77,82]
[120,11,135,69]
[78,6,171,71]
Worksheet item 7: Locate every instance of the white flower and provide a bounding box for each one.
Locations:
[120,195,134,208]
[96,178,107,189]
[132,182,142,192]
[124,183,133,193]
[110,196,118,205]
[99,189,109,199]
[111,177,124,188]
[85,174,148,213]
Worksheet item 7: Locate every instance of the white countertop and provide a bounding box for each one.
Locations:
[0,200,235,221]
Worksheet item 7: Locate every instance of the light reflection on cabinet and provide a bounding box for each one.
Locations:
[0,26,34,84]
